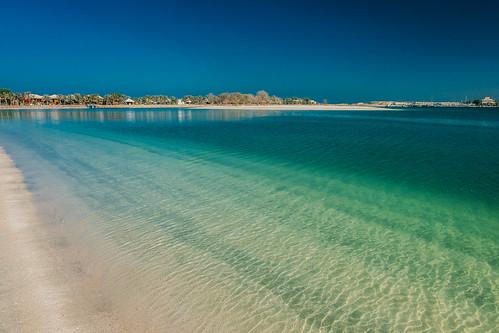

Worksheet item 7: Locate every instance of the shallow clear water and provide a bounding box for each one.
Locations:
[1,108,498,332]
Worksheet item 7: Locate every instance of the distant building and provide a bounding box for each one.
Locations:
[47,94,61,104]
[24,93,44,105]
[481,96,496,106]
[124,98,135,105]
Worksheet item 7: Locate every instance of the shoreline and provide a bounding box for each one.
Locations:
[0,104,388,111]
[0,147,127,332]
[0,142,223,332]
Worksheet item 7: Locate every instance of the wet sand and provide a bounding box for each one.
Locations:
[0,147,126,332]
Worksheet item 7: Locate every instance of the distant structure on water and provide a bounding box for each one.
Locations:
[481,96,496,106]
[371,96,497,108]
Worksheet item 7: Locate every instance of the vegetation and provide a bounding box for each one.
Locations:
[102,93,127,105]
[0,88,15,105]
[135,95,177,105]
[0,89,318,106]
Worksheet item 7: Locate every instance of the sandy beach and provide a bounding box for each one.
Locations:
[0,147,126,332]
[0,104,387,111]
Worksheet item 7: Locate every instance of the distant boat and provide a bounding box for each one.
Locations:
[87,104,97,109]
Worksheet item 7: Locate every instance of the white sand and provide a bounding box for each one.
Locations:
[0,147,126,332]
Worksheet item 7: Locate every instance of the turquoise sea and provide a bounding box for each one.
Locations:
[1,108,498,332]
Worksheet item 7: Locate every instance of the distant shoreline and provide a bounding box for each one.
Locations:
[0,104,388,111]
[3,104,496,112]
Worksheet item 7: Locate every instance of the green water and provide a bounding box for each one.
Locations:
[1,108,498,332]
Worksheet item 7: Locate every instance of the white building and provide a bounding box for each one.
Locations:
[25,93,44,105]
[124,98,135,105]
[481,96,496,106]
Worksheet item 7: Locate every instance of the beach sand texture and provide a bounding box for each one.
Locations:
[0,147,125,333]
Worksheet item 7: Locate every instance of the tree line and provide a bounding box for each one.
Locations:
[0,89,318,106]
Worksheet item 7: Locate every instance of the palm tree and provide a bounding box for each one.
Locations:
[103,93,127,105]
[0,88,14,105]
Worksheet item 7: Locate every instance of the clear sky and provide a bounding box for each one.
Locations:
[1,0,498,102]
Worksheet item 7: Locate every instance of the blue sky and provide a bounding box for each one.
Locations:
[1,0,498,102]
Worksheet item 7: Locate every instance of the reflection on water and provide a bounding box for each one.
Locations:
[0,108,277,124]
[0,108,498,332]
